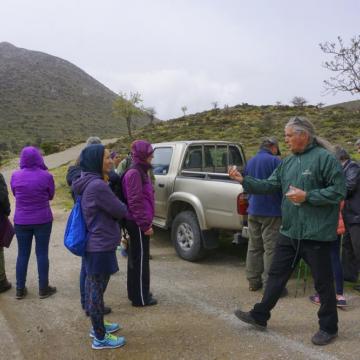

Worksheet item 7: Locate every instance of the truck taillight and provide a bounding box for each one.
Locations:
[237,193,248,215]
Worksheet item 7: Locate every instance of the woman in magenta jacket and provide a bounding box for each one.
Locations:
[11,146,56,299]
[122,140,156,307]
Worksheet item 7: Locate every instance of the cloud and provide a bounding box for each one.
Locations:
[107,69,244,120]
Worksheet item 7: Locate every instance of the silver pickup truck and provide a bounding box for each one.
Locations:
[151,140,248,261]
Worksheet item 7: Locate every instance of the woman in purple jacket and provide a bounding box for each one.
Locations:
[10,146,56,299]
[72,144,128,350]
[122,140,156,307]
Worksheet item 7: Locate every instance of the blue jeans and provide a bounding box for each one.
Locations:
[15,222,52,290]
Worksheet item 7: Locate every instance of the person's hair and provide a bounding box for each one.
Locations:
[86,136,102,146]
[334,146,350,161]
[285,116,334,153]
[260,137,281,155]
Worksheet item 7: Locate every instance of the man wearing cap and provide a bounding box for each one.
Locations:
[243,137,282,294]
[229,117,345,346]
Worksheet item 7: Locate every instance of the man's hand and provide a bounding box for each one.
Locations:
[144,227,154,236]
[285,185,307,204]
[228,166,244,183]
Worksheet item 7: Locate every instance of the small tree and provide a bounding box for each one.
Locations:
[112,91,143,139]
[181,106,188,117]
[291,96,308,107]
[275,101,282,107]
[211,101,218,110]
[320,35,360,94]
[145,107,156,125]
[316,102,325,109]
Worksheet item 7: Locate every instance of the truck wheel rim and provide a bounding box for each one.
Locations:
[177,223,194,251]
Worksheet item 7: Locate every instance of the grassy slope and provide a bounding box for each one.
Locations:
[111,104,360,160]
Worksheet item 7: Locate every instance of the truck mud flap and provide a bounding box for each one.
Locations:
[202,230,219,249]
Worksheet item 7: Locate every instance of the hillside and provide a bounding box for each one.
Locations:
[326,99,360,111]
[111,104,360,160]
[0,42,149,160]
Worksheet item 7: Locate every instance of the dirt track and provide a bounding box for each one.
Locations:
[1,142,360,360]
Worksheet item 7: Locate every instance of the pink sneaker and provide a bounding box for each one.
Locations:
[309,294,320,305]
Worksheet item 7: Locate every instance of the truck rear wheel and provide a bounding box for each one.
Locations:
[171,211,205,261]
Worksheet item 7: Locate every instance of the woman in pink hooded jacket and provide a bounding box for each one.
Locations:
[122,140,156,307]
[11,146,56,299]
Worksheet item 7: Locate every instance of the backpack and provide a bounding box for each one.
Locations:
[64,195,88,256]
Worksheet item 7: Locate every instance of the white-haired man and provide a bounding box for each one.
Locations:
[229,117,346,346]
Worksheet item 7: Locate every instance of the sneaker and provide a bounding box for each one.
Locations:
[39,285,57,299]
[336,294,348,308]
[16,287,27,299]
[132,297,158,307]
[92,333,126,350]
[309,294,320,306]
[0,279,12,293]
[90,321,122,338]
[249,283,262,292]
[234,309,267,330]
[311,329,338,346]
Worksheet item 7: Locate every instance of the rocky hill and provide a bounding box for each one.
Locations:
[0,42,148,160]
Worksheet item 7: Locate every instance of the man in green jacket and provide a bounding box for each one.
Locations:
[229,116,346,346]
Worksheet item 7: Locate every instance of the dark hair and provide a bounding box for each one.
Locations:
[334,146,350,161]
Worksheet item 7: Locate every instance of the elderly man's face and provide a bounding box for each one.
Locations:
[285,126,309,153]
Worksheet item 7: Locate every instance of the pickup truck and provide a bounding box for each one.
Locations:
[151,140,248,261]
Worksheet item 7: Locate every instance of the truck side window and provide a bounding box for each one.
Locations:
[204,145,215,172]
[215,145,228,173]
[183,146,202,171]
[229,146,244,169]
[152,147,173,175]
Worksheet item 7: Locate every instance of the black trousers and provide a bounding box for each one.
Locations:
[342,223,360,282]
[126,219,150,306]
[250,234,338,335]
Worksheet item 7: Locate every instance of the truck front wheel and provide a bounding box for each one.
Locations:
[171,211,205,261]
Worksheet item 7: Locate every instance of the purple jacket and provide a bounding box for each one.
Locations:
[72,172,128,252]
[11,147,55,225]
[122,140,155,232]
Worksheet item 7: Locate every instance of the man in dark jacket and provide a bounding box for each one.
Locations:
[229,116,346,346]
[0,173,11,293]
[244,137,282,293]
[336,148,360,288]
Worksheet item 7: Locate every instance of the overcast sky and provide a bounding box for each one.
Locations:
[1,0,359,119]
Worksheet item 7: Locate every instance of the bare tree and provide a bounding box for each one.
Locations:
[211,101,218,110]
[316,102,325,109]
[320,35,360,94]
[181,106,188,117]
[275,101,282,107]
[112,91,143,138]
[291,96,308,107]
[145,107,156,125]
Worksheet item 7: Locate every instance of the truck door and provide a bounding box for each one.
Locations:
[152,146,174,220]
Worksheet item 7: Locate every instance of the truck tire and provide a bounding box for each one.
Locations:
[171,211,205,261]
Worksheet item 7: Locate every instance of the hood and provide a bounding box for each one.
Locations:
[19,146,47,170]
[79,144,104,175]
[131,140,153,169]
[72,172,102,196]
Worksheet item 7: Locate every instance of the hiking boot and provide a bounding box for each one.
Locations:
[86,305,112,316]
[249,283,262,292]
[336,294,347,308]
[0,279,12,293]
[90,320,122,338]
[92,333,126,350]
[39,285,57,299]
[311,330,338,345]
[16,287,27,299]
[234,310,267,330]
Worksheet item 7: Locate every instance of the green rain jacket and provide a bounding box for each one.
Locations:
[242,142,346,241]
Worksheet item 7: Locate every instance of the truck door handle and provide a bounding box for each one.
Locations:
[158,183,165,188]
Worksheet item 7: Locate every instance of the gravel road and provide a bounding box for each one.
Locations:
[0,141,359,360]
